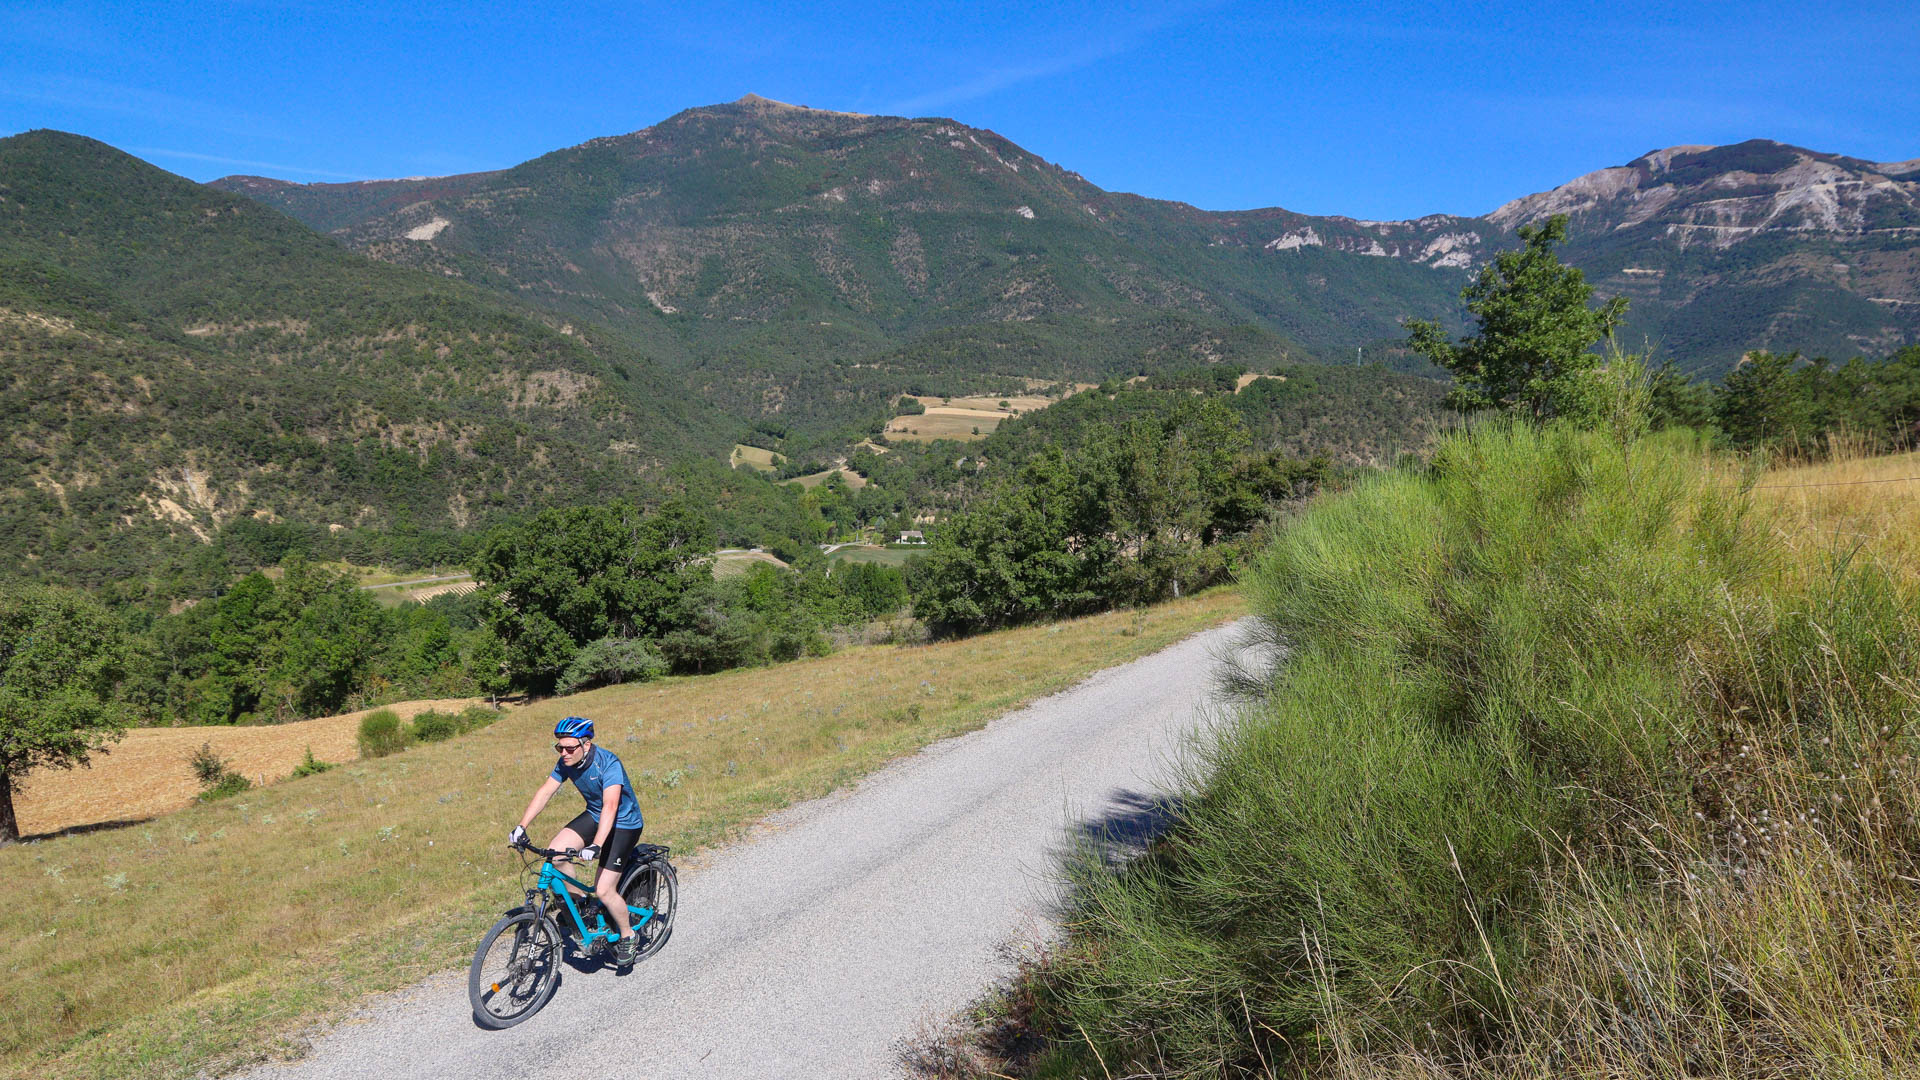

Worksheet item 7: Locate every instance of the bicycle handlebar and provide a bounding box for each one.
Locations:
[509,838,585,861]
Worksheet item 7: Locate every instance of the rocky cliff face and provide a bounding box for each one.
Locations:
[1489,140,1920,248]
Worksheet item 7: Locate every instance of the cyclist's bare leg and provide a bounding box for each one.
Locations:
[547,826,591,902]
[595,866,632,938]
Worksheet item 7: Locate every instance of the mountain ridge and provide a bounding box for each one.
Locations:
[208,106,1919,384]
[0,129,742,589]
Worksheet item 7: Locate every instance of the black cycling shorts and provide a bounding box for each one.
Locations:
[562,810,642,876]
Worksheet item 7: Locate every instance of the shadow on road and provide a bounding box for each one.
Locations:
[1070,789,1186,868]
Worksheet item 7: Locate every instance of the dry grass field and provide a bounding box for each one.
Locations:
[728,443,785,472]
[1758,448,1920,586]
[926,394,1052,413]
[885,409,1006,442]
[11,699,500,838]
[783,466,869,489]
[883,392,1065,443]
[0,589,1246,1080]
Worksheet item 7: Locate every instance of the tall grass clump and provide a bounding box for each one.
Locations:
[1033,421,1920,1078]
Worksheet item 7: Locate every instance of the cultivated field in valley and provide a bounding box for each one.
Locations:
[728,444,785,472]
[827,543,920,567]
[711,548,793,576]
[11,699,502,839]
[883,392,1058,443]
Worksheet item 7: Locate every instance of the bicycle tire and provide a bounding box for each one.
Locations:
[619,858,677,961]
[469,909,562,1028]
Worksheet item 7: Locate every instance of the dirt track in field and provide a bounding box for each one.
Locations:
[12,698,500,838]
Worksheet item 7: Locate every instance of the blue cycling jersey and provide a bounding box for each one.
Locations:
[550,746,643,830]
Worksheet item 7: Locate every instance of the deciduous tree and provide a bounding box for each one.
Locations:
[0,586,129,843]
[470,500,713,691]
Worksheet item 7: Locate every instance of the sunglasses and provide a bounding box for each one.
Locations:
[554,741,586,753]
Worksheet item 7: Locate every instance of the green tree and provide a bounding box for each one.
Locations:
[911,447,1116,631]
[470,500,713,691]
[1407,214,1628,419]
[1104,399,1249,601]
[1647,359,1715,432]
[0,586,129,843]
[1715,350,1812,449]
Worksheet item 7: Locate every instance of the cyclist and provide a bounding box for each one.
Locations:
[509,716,646,966]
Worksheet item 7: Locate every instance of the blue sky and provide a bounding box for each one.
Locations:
[2,0,1915,220]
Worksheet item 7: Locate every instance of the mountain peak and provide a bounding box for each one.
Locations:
[729,93,871,118]
[1486,137,1920,240]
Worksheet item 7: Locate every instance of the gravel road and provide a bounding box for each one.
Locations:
[242,619,1249,1080]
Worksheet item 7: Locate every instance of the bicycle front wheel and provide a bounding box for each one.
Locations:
[469,910,562,1028]
[621,859,677,962]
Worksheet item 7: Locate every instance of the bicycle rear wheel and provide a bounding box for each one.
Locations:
[620,859,677,962]
[469,910,562,1028]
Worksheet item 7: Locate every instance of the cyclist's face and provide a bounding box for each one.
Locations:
[554,738,588,761]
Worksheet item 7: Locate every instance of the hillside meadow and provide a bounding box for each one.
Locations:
[0,588,1243,1080]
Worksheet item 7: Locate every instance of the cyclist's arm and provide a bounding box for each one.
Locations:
[590,785,621,848]
[517,776,564,831]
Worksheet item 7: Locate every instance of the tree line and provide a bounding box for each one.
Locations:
[910,399,1334,631]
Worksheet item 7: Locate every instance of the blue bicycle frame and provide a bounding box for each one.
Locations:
[538,861,656,949]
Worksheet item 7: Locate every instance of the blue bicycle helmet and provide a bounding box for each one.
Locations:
[554,715,595,741]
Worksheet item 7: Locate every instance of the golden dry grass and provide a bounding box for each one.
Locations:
[10,699,500,838]
[728,443,785,472]
[884,392,1065,443]
[0,589,1245,1080]
[925,394,1052,413]
[1757,448,1920,587]
[885,411,1005,442]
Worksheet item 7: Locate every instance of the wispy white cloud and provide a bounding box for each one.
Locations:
[885,40,1133,116]
[133,147,363,181]
[882,2,1222,116]
[0,74,274,137]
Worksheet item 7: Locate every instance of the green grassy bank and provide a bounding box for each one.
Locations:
[1020,424,1920,1078]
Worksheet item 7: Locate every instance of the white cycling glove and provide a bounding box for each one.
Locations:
[579,844,601,862]
[508,825,527,846]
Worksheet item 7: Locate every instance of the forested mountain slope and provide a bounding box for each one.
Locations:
[212,95,1470,442]
[0,131,740,589]
[219,102,1919,399]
